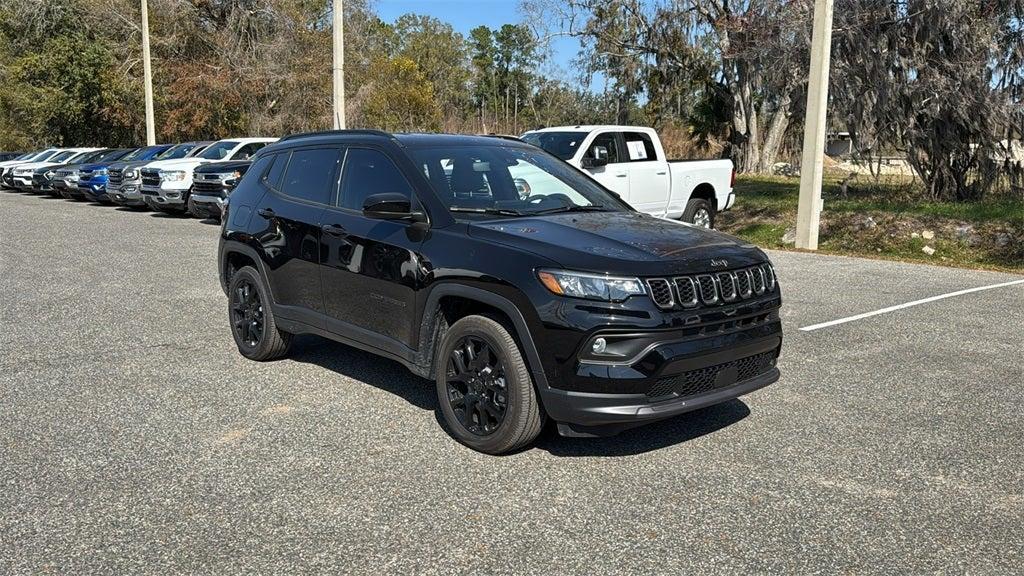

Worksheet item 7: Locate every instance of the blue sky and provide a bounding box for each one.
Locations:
[375,0,589,86]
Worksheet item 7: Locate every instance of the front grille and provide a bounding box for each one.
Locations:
[108,169,123,186]
[646,278,673,308]
[192,180,225,196]
[141,169,161,187]
[647,264,777,310]
[645,351,776,399]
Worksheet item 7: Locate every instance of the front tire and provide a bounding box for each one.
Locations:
[435,315,544,454]
[228,266,291,361]
[682,197,715,229]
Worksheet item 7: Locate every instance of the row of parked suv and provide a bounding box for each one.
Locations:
[0,137,276,218]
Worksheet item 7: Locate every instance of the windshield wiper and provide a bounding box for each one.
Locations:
[449,206,526,217]
[528,204,609,216]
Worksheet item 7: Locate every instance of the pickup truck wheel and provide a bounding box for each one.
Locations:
[228,266,291,361]
[436,315,544,454]
[682,198,715,229]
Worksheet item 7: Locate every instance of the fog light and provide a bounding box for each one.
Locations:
[592,338,607,355]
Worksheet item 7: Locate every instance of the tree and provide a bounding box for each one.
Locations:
[349,57,442,131]
[526,0,813,172]
[831,0,1024,201]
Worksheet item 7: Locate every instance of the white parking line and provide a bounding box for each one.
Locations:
[800,278,1024,332]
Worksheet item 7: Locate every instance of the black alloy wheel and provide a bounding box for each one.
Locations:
[231,278,265,349]
[446,335,508,436]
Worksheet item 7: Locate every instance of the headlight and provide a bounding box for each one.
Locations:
[536,269,646,302]
[124,169,138,179]
[162,170,186,181]
[95,168,108,175]
[68,173,80,182]
[44,170,55,179]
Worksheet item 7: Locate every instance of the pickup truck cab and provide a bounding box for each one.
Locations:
[142,137,276,213]
[521,126,735,228]
[219,130,781,454]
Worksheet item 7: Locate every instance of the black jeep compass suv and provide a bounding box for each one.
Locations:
[219,130,782,454]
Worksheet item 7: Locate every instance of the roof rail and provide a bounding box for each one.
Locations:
[481,134,524,143]
[278,129,394,142]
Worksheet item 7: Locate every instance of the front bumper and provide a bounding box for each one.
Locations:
[142,185,188,210]
[78,182,108,201]
[545,366,779,436]
[190,193,227,217]
[108,183,145,205]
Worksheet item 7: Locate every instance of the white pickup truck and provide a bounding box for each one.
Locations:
[521,125,735,228]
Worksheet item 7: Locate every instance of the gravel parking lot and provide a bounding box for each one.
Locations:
[2,191,1022,574]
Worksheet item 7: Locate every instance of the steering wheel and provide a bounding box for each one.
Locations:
[524,193,572,206]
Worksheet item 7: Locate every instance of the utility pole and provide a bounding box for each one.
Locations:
[141,0,156,145]
[332,0,346,130]
[795,0,835,250]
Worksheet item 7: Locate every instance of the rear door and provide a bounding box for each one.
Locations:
[622,131,671,214]
[580,131,630,199]
[250,148,340,324]
[320,146,425,350]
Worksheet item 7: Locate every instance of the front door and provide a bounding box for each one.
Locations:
[320,147,425,349]
[622,131,671,214]
[581,131,630,199]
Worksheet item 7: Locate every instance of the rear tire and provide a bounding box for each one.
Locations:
[435,315,544,454]
[682,197,715,229]
[228,266,291,361]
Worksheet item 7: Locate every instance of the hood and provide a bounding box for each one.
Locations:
[78,162,115,171]
[467,211,767,276]
[142,158,210,171]
[194,159,250,174]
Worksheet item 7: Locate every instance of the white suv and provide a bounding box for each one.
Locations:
[140,137,277,213]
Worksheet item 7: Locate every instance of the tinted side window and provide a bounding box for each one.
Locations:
[623,132,658,162]
[262,153,287,189]
[340,149,413,210]
[234,142,267,160]
[588,132,620,164]
[279,148,341,204]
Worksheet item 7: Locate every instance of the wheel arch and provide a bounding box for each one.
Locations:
[418,284,550,390]
[691,182,718,210]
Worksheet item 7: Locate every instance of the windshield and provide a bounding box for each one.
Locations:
[198,141,239,160]
[521,131,587,160]
[156,143,200,160]
[411,145,625,218]
[50,151,77,162]
[67,150,103,163]
[94,148,133,163]
[122,145,168,161]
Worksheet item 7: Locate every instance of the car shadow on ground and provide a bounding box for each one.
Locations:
[286,334,751,457]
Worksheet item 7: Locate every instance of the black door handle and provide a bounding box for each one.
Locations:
[322,224,347,236]
[257,207,275,218]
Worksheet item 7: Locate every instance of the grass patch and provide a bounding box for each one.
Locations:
[721,175,1024,271]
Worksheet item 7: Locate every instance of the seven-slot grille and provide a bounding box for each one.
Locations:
[645,264,776,310]
[141,168,161,187]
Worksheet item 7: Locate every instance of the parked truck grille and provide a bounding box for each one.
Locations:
[645,351,776,399]
[108,169,123,186]
[647,264,776,310]
[141,169,161,187]
[192,177,227,196]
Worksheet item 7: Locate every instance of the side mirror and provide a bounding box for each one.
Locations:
[363,192,425,222]
[582,145,609,168]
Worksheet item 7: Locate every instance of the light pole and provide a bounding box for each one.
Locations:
[795,0,835,250]
[333,0,346,130]
[141,0,156,145]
